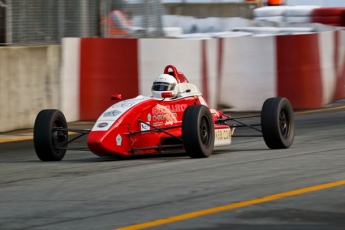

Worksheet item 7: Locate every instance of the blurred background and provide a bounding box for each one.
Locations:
[0,0,252,45]
[1,0,345,45]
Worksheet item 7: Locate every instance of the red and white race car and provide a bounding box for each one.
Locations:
[33,65,295,161]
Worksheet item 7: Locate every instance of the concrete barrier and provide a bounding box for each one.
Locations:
[2,30,345,132]
[219,36,276,111]
[60,30,345,120]
[61,38,80,122]
[0,45,60,133]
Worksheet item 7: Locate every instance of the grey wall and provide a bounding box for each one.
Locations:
[0,45,61,132]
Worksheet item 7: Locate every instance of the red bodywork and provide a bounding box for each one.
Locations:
[87,65,228,157]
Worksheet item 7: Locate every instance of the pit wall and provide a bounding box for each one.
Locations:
[0,45,61,132]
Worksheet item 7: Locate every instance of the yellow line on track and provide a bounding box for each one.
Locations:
[115,179,345,230]
[295,105,345,114]
[0,137,33,143]
[0,132,78,144]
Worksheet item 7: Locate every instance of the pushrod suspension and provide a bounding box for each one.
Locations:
[221,114,262,132]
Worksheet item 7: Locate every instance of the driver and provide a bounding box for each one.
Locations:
[151,74,178,98]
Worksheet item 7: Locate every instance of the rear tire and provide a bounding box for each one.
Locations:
[182,105,215,158]
[34,109,68,161]
[261,97,295,149]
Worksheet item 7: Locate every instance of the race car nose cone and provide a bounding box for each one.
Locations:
[87,125,131,157]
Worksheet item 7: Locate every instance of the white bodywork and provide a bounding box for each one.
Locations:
[92,96,151,131]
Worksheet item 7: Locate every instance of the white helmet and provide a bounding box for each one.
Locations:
[151,74,178,98]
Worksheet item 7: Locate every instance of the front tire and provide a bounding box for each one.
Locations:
[261,97,295,149]
[34,109,68,161]
[182,105,215,158]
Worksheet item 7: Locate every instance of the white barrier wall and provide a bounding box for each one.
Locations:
[139,39,203,97]
[287,0,345,7]
[319,31,337,105]
[204,39,219,110]
[60,38,81,122]
[219,36,276,111]
[0,46,61,133]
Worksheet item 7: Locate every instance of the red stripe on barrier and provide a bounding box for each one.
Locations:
[312,7,345,26]
[276,34,323,109]
[216,38,223,108]
[312,16,343,24]
[341,58,345,99]
[312,8,345,16]
[334,31,344,99]
[338,31,345,99]
[79,38,139,120]
[202,40,209,103]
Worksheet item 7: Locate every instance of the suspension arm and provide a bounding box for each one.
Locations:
[137,119,183,141]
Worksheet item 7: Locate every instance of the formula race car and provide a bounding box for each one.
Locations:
[33,65,295,161]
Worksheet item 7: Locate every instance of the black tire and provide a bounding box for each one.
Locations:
[261,97,295,149]
[33,109,68,161]
[182,105,215,158]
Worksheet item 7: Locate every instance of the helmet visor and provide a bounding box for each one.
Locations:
[152,82,175,91]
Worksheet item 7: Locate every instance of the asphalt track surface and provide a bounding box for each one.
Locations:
[1,100,345,230]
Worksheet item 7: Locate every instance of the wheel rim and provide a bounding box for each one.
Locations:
[199,115,211,147]
[52,119,67,151]
[279,108,290,138]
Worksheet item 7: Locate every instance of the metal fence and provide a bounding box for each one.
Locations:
[0,0,164,45]
[101,0,164,38]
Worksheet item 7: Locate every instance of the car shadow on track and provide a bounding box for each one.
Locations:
[56,151,191,163]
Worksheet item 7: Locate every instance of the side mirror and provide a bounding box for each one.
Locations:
[161,92,173,98]
[111,94,122,100]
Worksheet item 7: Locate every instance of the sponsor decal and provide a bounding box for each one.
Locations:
[116,134,122,146]
[103,110,122,117]
[111,98,148,109]
[165,121,173,126]
[214,128,231,147]
[92,97,151,132]
[147,113,151,121]
[152,104,187,114]
[215,129,231,140]
[112,102,134,108]
[151,104,187,122]
[153,113,177,122]
[97,122,108,128]
[141,122,150,131]
[153,122,163,127]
